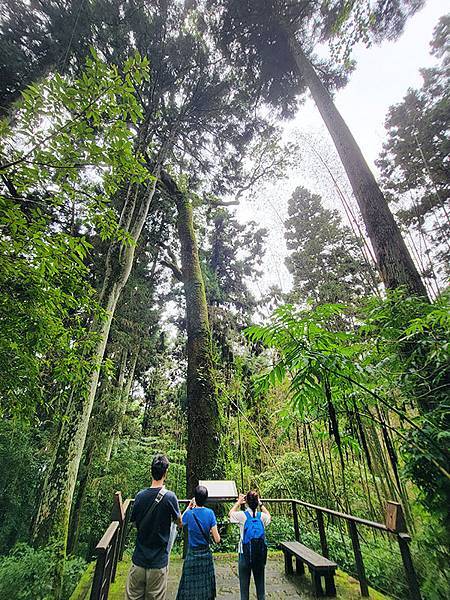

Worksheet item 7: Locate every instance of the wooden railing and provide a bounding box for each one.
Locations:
[89,493,133,600]
[89,494,422,600]
[262,498,422,600]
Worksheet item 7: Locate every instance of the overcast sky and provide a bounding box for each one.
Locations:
[236,0,448,297]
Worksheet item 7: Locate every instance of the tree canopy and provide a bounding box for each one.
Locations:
[0,2,448,599]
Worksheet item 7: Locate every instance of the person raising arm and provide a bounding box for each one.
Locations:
[176,485,220,599]
[229,491,271,600]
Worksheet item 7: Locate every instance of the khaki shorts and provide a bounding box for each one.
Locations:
[125,563,169,600]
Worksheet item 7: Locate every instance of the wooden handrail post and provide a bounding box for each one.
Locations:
[385,501,406,533]
[119,499,133,561]
[348,520,369,597]
[111,492,124,583]
[90,522,120,599]
[292,501,300,542]
[111,491,124,523]
[182,527,189,558]
[397,533,422,600]
[103,543,115,599]
[385,501,422,599]
[316,509,329,558]
[90,549,106,600]
[111,524,120,583]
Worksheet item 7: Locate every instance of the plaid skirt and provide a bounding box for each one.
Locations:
[176,545,216,600]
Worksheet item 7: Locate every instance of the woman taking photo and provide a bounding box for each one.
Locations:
[229,491,271,600]
[176,485,220,600]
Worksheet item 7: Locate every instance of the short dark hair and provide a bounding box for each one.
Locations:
[194,485,208,506]
[151,454,169,480]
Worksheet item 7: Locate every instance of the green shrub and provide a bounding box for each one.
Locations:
[0,422,44,552]
[0,544,86,600]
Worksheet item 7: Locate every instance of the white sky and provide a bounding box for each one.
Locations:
[236,0,448,296]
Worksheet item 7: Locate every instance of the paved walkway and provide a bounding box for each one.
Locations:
[166,554,312,598]
[71,553,390,599]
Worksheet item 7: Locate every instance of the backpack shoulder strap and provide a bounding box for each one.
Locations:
[191,510,211,545]
[138,487,167,532]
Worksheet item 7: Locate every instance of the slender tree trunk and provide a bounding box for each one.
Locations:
[104,349,128,463]
[68,348,135,554]
[107,350,139,462]
[32,171,159,596]
[286,30,428,298]
[161,172,221,496]
[66,431,97,556]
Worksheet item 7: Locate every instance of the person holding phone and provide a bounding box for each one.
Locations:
[176,485,221,600]
[229,491,271,600]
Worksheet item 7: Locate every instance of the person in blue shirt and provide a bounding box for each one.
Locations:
[176,485,220,600]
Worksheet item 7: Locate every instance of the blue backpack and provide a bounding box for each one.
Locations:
[242,511,267,568]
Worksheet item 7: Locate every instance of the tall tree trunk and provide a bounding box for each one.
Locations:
[161,172,221,496]
[32,172,159,596]
[104,349,128,463]
[106,350,139,462]
[68,345,134,554]
[66,430,97,556]
[286,30,428,299]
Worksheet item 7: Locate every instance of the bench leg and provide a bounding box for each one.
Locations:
[284,551,294,575]
[325,572,336,597]
[296,558,305,576]
[312,571,324,597]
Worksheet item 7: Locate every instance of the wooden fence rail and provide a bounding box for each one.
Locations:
[89,494,421,600]
[89,492,133,600]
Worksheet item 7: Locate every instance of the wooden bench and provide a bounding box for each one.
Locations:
[279,541,337,597]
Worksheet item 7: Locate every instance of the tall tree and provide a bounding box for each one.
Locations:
[284,186,378,305]
[67,233,163,554]
[205,209,267,318]
[21,2,269,579]
[160,171,221,495]
[212,0,428,297]
[0,54,149,594]
[376,14,450,283]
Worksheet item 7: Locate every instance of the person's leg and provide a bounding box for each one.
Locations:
[125,563,146,600]
[238,554,251,600]
[252,565,266,600]
[145,566,169,600]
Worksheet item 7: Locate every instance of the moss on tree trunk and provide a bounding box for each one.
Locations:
[32,175,159,596]
[161,171,221,496]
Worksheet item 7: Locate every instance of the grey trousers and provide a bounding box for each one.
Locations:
[125,563,169,600]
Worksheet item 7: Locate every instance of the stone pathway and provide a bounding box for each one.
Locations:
[71,553,391,599]
[166,554,314,599]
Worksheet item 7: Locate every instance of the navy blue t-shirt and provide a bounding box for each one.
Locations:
[131,487,180,568]
[182,507,217,548]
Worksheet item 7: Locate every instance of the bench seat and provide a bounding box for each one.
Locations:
[279,541,337,597]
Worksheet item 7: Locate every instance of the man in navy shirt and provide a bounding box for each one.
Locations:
[125,454,182,600]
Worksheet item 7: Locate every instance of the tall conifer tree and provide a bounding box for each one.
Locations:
[212,0,428,297]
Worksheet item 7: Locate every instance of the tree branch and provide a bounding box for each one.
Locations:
[161,258,183,282]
